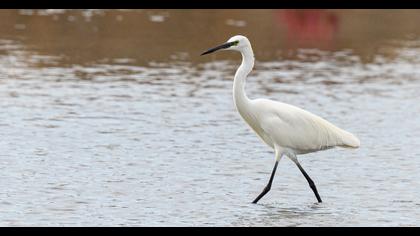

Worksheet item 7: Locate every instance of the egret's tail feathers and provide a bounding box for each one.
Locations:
[338,130,360,148]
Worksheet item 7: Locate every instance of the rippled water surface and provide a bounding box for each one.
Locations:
[1,9,420,226]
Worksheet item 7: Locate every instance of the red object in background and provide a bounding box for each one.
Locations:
[276,10,339,49]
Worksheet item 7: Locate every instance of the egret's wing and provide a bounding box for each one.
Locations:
[254,99,359,153]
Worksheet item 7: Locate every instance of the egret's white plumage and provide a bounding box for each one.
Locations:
[201,35,360,203]
[248,98,360,153]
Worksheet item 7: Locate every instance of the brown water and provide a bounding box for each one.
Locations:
[1,9,420,226]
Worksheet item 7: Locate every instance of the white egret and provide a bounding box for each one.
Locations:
[201,35,360,203]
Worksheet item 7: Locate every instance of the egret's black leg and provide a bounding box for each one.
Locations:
[252,161,279,204]
[294,161,322,203]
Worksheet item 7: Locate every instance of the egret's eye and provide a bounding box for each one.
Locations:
[232,40,239,46]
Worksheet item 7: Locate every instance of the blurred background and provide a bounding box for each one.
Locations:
[0,9,420,226]
[2,9,420,64]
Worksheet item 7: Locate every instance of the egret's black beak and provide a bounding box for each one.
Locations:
[201,42,235,56]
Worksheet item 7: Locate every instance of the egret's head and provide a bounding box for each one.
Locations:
[201,35,251,56]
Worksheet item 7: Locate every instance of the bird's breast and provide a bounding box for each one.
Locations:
[236,105,274,149]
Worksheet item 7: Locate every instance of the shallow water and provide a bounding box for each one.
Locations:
[0,9,420,226]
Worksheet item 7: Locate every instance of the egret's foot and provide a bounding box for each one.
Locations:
[252,186,271,204]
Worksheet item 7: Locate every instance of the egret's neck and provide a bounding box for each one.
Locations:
[233,47,254,109]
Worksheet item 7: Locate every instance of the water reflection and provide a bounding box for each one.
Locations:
[1,9,420,65]
[0,9,420,226]
[276,10,339,50]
